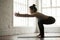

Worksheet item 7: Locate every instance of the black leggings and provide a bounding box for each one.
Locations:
[38,16,55,37]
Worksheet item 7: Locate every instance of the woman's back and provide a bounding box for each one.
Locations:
[33,12,49,20]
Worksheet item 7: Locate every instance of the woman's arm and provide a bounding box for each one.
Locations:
[15,13,35,17]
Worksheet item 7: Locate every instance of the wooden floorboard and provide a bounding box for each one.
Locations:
[0,33,60,40]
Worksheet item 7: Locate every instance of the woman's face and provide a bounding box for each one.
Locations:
[30,9,34,14]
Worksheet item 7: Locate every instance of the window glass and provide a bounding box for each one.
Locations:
[42,8,52,16]
[42,0,51,7]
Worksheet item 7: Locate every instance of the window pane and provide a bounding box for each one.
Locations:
[38,0,42,12]
[13,0,28,27]
[56,17,60,26]
[42,8,52,16]
[52,0,57,7]
[13,1,27,13]
[42,0,51,7]
[14,17,28,27]
[14,0,27,5]
[28,0,36,6]
[57,0,60,6]
[51,8,57,17]
[28,17,37,27]
[57,8,60,16]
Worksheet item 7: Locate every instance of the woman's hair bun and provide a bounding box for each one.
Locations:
[32,4,36,7]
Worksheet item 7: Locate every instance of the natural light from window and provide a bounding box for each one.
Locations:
[13,0,37,27]
[13,0,60,27]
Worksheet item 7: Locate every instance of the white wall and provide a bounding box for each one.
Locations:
[0,0,60,36]
[0,0,13,36]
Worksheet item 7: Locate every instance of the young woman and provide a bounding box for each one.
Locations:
[15,4,55,38]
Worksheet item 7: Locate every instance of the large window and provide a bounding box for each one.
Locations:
[13,0,60,27]
[40,0,60,27]
[13,0,37,27]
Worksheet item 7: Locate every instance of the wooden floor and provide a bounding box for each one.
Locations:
[0,33,60,40]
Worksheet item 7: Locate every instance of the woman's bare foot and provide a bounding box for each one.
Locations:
[37,34,44,38]
[37,34,41,37]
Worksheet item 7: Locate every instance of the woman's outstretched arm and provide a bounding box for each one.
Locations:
[15,13,35,17]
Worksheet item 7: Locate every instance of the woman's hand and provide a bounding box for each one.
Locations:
[15,12,20,17]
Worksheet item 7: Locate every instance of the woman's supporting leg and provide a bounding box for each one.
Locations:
[38,21,44,38]
[38,16,55,38]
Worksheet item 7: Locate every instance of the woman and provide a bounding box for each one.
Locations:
[15,4,55,38]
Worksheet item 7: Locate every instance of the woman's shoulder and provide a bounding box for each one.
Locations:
[36,12,43,14]
[36,12,41,13]
[36,12,43,15]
